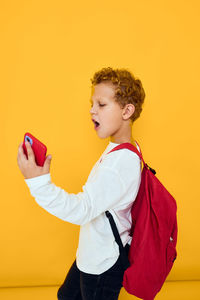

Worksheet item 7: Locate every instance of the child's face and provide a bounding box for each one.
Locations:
[90,82,127,140]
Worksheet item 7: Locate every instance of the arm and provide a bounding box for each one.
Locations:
[24,166,126,226]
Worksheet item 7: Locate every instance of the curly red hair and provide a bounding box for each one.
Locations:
[90,67,145,123]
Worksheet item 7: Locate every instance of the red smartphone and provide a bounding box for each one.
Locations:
[23,132,47,167]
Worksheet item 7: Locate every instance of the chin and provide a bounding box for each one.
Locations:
[97,132,110,139]
[97,134,108,139]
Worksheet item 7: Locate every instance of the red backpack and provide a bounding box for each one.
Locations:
[105,141,178,300]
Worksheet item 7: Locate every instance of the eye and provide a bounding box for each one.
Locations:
[90,103,105,107]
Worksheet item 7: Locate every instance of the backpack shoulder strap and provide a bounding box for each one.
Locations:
[106,140,146,168]
[105,211,130,270]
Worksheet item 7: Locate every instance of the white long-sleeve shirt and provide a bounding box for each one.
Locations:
[24,141,141,274]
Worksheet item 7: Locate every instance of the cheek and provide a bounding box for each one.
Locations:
[104,105,119,117]
[100,105,122,124]
[107,107,121,122]
[103,114,121,130]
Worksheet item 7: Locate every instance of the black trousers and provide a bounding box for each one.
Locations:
[57,244,130,300]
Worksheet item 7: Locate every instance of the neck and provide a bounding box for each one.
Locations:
[110,119,135,145]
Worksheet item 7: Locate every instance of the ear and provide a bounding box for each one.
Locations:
[122,103,135,120]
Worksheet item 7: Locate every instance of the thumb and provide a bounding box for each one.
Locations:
[43,155,52,172]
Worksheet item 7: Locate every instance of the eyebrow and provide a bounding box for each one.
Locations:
[90,98,105,103]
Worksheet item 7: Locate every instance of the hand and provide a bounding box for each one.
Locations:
[17,141,52,179]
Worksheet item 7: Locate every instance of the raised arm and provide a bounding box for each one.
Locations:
[24,166,126,225]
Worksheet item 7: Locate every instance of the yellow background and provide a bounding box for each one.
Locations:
[1,0,200,298]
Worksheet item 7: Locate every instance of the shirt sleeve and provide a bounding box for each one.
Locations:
[24,166,126,226]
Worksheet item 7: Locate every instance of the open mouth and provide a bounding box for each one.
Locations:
[94,121,100,129]
[92,119,100,129]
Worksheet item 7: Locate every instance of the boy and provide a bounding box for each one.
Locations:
[17,67,145,299]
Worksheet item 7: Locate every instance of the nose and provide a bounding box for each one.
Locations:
[90,105,96,115]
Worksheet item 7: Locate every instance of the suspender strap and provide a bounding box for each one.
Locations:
[105,210,130,270]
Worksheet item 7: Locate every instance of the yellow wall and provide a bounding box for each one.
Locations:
[1,0,200,293]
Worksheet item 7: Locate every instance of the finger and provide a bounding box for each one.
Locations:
[43,155,52,173]
[17,143,25,168]
[18,142,23,151]
[25,141,35,162]
[18,142,27,161]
